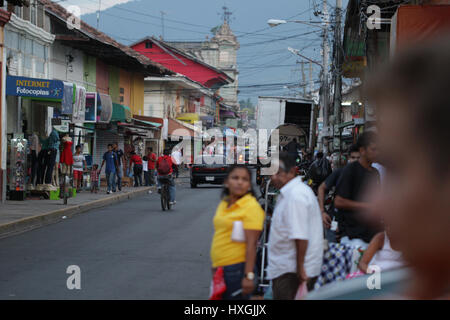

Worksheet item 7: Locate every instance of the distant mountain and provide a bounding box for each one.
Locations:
[81,0,220,46]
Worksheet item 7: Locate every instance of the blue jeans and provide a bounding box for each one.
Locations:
[106,171,116,192]
[325,229,337,243]
[222,262,250,300]
[157,175,175,202]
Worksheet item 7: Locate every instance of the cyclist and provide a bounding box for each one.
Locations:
[156,149,176,205]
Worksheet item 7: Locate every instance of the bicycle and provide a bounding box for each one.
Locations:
[159,175,172,211]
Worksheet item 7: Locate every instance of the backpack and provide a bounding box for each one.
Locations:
[157,157,171,175]
[308,158,331,184]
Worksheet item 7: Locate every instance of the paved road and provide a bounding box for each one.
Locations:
[0,179,224,300]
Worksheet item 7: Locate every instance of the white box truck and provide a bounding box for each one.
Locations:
[256,96,317,150]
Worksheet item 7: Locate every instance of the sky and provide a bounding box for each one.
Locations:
[60,0,349,104]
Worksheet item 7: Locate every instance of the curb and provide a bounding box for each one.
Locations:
[0,187,153,240]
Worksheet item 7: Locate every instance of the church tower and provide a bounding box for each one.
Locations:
[212,6,240,110]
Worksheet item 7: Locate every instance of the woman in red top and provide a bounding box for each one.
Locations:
[129,151,143,187]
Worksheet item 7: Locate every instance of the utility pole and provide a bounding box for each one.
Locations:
[301,61,306,97]
[309,62,313,98]
[320,0,330,152]
[161,11,166,39]
[97,0,101,30]
[332,0,343,152]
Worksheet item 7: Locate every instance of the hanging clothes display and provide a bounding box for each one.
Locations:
[29,133,41,187]
[60,135,73,175]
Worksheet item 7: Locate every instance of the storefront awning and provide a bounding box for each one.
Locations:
[133,118,161,128]
[176,113,200,124]
[111,103,132,122]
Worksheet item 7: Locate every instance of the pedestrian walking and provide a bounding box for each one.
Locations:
[306,151,332,193]
[90,164,100,193]
[113,143,124,191]
[317,144,360,243]
[72,145,87,192]
[147,147,157,186]
[267,153,323,300]
[99,144,118,194]
[210,165,265,300]
[129,151,143,187]
[334,132,381,249]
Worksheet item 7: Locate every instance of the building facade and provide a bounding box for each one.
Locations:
[167,21,240,110]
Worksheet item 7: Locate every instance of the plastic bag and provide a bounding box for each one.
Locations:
[294,281,308,300]
[209,267,226,300]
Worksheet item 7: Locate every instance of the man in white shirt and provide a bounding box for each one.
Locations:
[267,153,324,299]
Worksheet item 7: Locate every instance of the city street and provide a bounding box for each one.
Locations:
[0,181,222,300]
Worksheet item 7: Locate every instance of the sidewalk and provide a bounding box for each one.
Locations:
[0,169,190,239]
[0,186,153,239]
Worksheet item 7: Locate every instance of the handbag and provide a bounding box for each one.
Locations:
[294,281,308,300]
[209,267,226,300]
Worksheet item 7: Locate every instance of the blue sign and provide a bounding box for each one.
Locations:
[6,75,64,100]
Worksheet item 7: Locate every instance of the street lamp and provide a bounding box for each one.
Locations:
[267,19,328,30]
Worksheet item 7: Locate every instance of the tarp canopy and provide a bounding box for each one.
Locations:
[111,103,132,122]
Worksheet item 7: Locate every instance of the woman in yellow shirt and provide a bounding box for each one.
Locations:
[210,165,265,300]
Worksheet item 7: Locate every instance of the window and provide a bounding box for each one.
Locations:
[22,4,30,21]
[120,87,124,94]
[120,96,124,103]
[37,2,44,28]
[33,42,45,59]
[14,5,22,18]
[5,31,19,50]
[35,60,45,74]
[30,0,36,25]
[145,41,152,49]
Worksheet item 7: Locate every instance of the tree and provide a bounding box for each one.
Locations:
[239,98,255,111]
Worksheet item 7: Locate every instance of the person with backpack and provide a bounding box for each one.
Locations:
[129,151,143,187]
[306,152,332,193]
[156,149,176,205]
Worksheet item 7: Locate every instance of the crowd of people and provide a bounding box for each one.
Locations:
[209,38,450,300]
[72,143,181,199]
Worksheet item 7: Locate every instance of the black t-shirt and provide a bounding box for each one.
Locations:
[335,161,380,243]
[325,168,343,190]
[115,149,124,166]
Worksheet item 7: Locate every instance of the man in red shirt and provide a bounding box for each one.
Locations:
[129,151,143,187]
[156,149,176,205]
[147,147,157,186]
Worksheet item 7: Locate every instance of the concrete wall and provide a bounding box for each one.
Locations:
[130,73,144,116]
[119,69,131,108]
[49,41,84,85]
[108,65,120,104]
[144,81,165,119]
[83,55,96,92]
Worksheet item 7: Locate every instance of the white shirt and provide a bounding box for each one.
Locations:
[372,163,385,185]
[73,154,85,171]
[369,232,404,272]
[267,177,324,280]
[142,160,148,172]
